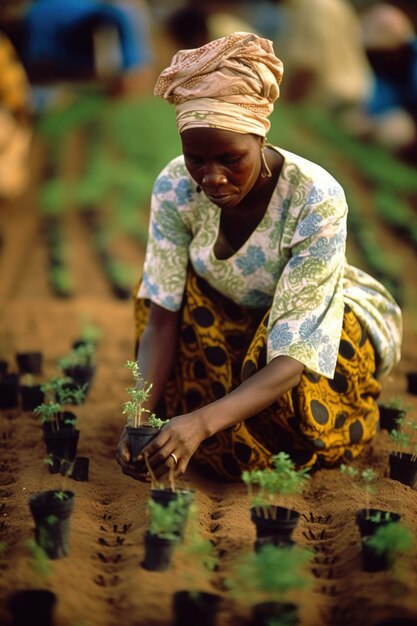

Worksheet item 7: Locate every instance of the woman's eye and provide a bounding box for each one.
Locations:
[221,156,242,165]
[185,155,202,165]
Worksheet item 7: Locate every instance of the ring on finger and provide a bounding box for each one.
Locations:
[169,452,178,466]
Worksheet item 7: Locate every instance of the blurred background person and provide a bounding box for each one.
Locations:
[274,0,373,132]
[0,29,32,200]
[157,2,258,72]
[359,2,417,161]
[1,0,155,115]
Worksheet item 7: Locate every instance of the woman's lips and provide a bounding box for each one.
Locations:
[204,192,234,205]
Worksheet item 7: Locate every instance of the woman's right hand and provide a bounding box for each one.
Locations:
[115,427,150,482]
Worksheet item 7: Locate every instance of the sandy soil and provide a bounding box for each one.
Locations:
[0,128,417,626]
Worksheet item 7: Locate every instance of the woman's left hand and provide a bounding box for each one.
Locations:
[141,412,208,479]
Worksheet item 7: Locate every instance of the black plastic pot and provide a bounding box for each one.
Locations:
[250,506,300,541]
[378,404,406,432]
[43,428,80,474]
[355,508,401,538]
[70,456,89,481]
[126,425,159,467]
[29,490,75,559]
[16,351,43,375]
[0,373,20,409]
[251,601,298,626]
[142,531,179,571]
[150,488,194,538]
[172,590,221,626]
[406,372,417,395]
[361,536,390,572]
[20,384,45,411]
[389,452,417,488]
[7,589,57,626]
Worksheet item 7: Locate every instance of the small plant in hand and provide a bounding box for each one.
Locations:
[242,452,310,520]
[123,360,160,428]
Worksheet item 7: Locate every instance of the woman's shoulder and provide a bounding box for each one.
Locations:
[273,146,345,195]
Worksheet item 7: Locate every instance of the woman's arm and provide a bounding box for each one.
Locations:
[142,354,304,477]
[136,302,181,413]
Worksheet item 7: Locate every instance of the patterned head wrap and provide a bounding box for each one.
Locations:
[154,32,283,137]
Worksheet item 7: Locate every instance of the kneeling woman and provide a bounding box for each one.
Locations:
[116,32,402,482]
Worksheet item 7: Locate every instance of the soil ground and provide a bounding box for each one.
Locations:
[0,100,417,626]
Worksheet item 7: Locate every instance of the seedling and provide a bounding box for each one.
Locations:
[147,495,190,541]
[226,542,312,607]
[176,502,218,597]
[381,396,411,412]
[78,313,102,346]
[58,343,95,370]
[365,522,413,568]
[340,464,377,517]
[242,452,310,520]
[123,360,157,428]
[25,538,52,579]
[390,416,417,461]
[34,377,86,431]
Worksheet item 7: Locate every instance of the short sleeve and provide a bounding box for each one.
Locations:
[137,159,194,311]
[267,181,348,378]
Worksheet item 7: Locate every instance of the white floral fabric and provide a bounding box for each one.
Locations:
[137,147,402,379]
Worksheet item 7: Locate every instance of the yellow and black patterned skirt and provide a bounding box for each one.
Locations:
[134,268,381,481]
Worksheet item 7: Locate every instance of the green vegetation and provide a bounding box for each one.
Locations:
[227,543,312,607]
[242,452,310,518]
[340,465,377,516]
[122,360,158,428]
[147,496,189,541]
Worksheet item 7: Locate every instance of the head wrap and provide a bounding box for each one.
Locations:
[361,3,415,50]
[154,32,283,137]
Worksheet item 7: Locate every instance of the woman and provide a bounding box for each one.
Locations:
[116,32,402,482]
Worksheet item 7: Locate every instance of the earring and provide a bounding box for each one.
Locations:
[260,148,272,178]
[196,185,201,193]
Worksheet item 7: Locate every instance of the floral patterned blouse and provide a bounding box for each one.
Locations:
[137,147,402,380]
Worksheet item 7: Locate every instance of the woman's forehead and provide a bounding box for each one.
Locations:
[180,127,259,150]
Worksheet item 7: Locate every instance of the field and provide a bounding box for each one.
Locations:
[0,94,417,626]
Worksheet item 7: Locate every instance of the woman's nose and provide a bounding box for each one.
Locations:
[201,172,228,186]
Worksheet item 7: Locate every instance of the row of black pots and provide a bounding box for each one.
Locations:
[0,352,43,405]
[9,587,415,626]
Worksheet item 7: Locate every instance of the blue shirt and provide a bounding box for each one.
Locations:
[367,38,417,116]
[21,0,150,73]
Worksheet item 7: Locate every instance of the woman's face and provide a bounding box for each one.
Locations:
[180,128,263,209]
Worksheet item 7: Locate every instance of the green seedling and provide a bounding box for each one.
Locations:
[340,464,377,517]
[176,502,218,598]
[25,538,52,579]
[226,543,312,607]
[58,343,95,370]
[147,496,189,541]
[242,452,310,520]
[390,416,417,461]
[123,360,157,428]
[34,377,86,431]
[365,522,413,568]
